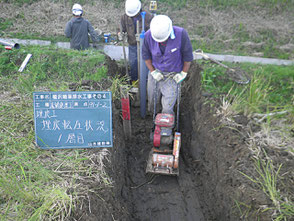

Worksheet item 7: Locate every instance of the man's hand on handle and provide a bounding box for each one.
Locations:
[151,69,164,82]
[173,71,187,84]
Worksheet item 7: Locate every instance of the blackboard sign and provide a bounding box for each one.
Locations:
[33,91,112,149]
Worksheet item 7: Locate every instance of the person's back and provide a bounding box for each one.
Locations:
[66,17,90,50]
[65,3,98,50]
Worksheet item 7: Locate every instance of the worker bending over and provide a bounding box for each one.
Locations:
[142,15,193,114]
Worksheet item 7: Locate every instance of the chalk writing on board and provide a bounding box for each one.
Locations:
[33,91,113,149]
[40,119,109,132]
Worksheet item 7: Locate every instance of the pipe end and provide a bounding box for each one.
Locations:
[14,43,20,49]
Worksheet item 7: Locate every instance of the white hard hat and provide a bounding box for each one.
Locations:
[72,3,83,16]
[150,15,173,42]
[125,0,141,17]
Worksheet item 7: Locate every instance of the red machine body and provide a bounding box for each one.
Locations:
[146,83,182,176]
[146,113,181,176]
[153,113,174,148]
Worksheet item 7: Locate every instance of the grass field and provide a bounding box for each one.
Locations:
[0,46,114,220]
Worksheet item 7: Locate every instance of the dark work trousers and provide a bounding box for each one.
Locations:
[128,45,138,81]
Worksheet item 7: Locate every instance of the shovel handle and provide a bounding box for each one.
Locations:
[195,49,250,84]
[122,36,130,77]
[195,49,234,71]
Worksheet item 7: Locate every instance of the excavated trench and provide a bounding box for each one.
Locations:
[72,60,251,220]
[117,63,206,221]
[109,62,243,221]
[119,104,205,220]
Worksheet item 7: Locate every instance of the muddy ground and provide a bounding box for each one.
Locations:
[68,59,293,221]
[71,62,208,221]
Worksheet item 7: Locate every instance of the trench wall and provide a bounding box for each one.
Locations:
[180,62,246,220]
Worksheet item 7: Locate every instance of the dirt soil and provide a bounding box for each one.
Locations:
[69,62,206,221]
[67,58,293,221]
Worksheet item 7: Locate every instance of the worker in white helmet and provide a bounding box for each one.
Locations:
[142,15,193,114]
[65,3,99,50]
[119,0,153,85]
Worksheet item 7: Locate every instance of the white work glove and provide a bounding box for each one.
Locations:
[118,32,126,41]
[173,71,187,83]
[118,32,122,41]
[151,69,164,82]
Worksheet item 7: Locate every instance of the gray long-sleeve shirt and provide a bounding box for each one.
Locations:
[65,17,98,50]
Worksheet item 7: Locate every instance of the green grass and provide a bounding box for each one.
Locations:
[110,75,132,100]
[159,0,188,9]
[200,62,294,110]
[0,99,72,220]
[2,0,293,60]
[0,130,110,219]
[191,38,293,60]
[199,0,245,8]
[0,45,114,220]
[0,45,107,94]
[239,156,294,220]
[0,18,13,35]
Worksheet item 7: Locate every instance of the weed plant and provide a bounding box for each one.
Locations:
[110,75,131,100]
[240,155,294,220]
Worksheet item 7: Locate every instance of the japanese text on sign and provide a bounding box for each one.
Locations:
[33,91,113,149]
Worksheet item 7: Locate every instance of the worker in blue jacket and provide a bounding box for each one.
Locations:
[142,15,193,114]
[65,4,99,50]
